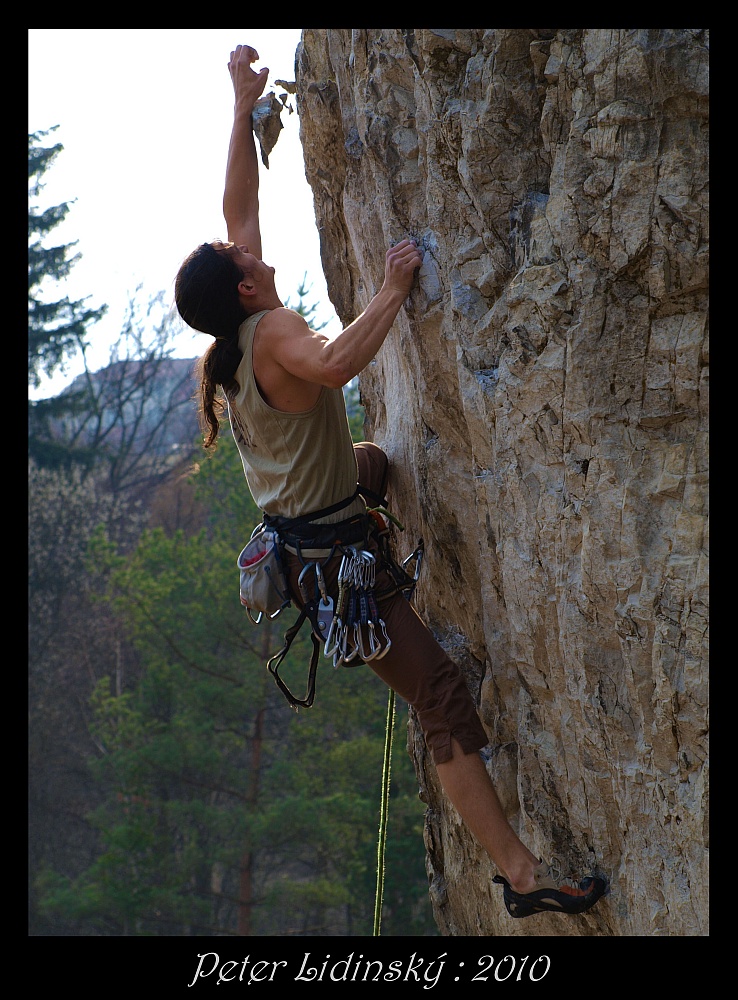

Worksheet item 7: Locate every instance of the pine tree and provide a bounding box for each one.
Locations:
[28,127,107,467]
[284,272,329,331]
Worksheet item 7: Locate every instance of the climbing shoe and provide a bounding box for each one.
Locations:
[493,860,608,918]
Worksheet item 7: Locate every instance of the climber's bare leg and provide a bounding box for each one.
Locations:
[435,737,541,894]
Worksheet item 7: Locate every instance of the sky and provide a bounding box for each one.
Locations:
[28,28,339,400]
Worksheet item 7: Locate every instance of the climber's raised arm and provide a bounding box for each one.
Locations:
[223,44,269,258]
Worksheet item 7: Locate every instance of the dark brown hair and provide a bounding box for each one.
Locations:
[175,243,247,448]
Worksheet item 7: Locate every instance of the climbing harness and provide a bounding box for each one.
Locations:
[241,485,423,713]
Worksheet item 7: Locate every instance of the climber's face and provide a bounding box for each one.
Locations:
[212,241,276,280]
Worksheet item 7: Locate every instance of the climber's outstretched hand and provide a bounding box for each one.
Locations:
[228,43,269,113]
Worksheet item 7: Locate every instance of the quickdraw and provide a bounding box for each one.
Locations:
[327,547,391,667]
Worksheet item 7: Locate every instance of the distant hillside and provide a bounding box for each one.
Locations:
[56,356,201,457]
[54,358,365,460]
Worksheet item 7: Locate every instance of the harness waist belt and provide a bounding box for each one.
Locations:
[264,487,361,531]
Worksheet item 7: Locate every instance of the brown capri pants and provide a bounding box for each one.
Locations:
[283,441,489,765]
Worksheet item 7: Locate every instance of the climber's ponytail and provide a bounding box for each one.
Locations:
[175,242,248,448]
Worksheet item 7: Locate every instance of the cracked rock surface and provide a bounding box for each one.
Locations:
[296,27,708,936]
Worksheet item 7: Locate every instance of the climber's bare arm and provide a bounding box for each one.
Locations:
[223,44,269,258]
[253,240,423,410]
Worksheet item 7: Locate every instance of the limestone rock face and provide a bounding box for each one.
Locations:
[296,28,708,936]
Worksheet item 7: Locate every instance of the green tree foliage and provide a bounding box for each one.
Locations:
[28,458,145,935]
[285,272,329,331]
[344,379,366,442]
[28,128,108,468]
[28,127,107,387]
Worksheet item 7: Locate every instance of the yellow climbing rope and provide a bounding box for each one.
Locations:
[373,687,396,936]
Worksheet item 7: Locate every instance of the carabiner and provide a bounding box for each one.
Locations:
[403,545,424,582]
[371,619,392,660]
[323,615,341,658]
[315,560,328,601]
[298,561,316,602]
[342,623,362,663]
[358,621,382,661]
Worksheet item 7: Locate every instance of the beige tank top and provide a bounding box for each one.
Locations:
[227,309,365,525]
